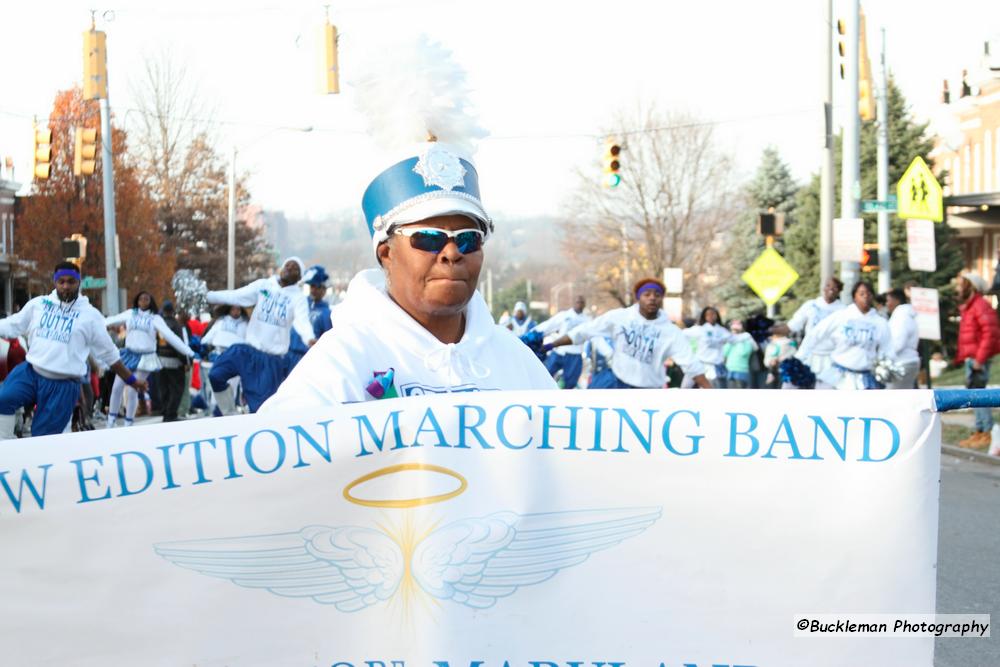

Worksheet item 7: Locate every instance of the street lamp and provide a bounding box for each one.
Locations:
[227,125,313,289]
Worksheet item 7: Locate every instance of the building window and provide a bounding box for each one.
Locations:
[974,142,982,193]
[953,157,961,194]
[963,146,971,195]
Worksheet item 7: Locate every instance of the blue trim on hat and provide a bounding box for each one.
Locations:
[362,156,483,236]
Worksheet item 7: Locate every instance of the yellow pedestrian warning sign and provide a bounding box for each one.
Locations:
[742,247,799,306]
[896,156,943,222]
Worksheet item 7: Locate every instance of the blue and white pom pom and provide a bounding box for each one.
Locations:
[779,357,816,389]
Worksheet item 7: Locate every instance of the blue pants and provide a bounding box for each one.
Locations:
[284,349,307,376]
[965,359,994,431]
[209,344,285,413]
[545,352,583,389]
[0,363,81,436]
[587,367,639,389]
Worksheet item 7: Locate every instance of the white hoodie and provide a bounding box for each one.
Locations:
[684,322,756,366]
[568,304,705,388]
[201,315,249,350]
[207,276,314,356]
[0,291,120,378]
[888,303,920,365]
[796,304,894,372]
[786,296,845,356]
[531,308,591,355]
[261,269,556,410]
[105,308,194,356]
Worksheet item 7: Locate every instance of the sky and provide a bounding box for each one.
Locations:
[2,0,999,222]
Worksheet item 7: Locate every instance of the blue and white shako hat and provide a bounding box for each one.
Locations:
[302,265,330,286]
[362,142,492,250]
[353,36,492,254]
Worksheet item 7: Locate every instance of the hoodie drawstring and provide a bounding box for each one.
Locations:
[424,344,491,389]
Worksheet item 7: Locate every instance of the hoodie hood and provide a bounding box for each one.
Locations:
[339,269,494,383]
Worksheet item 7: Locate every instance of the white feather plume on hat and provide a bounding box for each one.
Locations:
[351,35,487,156]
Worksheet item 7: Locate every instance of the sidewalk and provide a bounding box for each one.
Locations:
[939,409,1000,466]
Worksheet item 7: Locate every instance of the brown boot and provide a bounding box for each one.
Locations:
[959,432,982,448]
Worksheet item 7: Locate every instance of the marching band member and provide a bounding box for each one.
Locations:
[796,280,894,389]
[548,279,710,389]
[206,257,316,413]
[0,262,147,438]
[262,38,555,410]
[104,291,195,427]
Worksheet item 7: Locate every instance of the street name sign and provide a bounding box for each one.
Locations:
[897,156,943,222]
[742,247,799,306]
[81,276,107,289]
[861,195,897,213]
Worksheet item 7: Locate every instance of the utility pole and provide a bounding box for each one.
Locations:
[227,147,236,290]
[820,0,835,291]
[83,16,119,314]
[839,0,861,300]
[876,28,891,294]
[621,219,630,304]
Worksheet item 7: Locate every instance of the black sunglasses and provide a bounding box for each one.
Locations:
[394,227,485,254]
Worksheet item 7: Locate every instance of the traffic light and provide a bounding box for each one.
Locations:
[836,19,847,80]
[858,10,876,121]
[83,28,108,100]
[861,242,878,272]
[33,125,52,180]
[62,233,88,269]
[323,20,339,94]
[74,127,98,176]
[602,139,622,188]
[756,212,785,237]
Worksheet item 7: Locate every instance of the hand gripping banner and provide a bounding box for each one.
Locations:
[0,388,966,666]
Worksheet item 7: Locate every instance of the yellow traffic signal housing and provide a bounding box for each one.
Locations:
[33,126,52,180]
[323,21,340,95]
[858,11,876,121]
[83,29,108,100]
[602,139,622,188]
[74,127,98,176]
[836,19,847,80]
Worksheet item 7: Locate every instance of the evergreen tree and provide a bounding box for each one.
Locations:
[715,146,799,320]
[783,78,963,346]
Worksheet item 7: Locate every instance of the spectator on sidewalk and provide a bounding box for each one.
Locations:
[954,272,1000,447]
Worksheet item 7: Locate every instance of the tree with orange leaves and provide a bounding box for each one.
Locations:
[17,87,175,312]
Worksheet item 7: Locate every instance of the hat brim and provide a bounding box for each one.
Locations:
[390,198,490,231]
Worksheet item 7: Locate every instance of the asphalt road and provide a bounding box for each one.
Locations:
[935,453,1000,666]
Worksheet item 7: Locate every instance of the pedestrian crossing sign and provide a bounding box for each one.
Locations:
[742,247,799,306]
[896,156,943,222]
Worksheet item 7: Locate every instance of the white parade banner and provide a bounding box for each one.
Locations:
[906,219,937,272]
[910,287,942,341]
[1,389,941,667]
[832,217,864,263]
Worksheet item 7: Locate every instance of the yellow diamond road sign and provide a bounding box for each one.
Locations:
[742,247,799,306]
[896,156,943,222]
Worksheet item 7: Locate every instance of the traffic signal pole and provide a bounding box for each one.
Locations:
[839,0,861,300]
[876,28,891,293]
[99,87,119,315]
[819,0,835,291]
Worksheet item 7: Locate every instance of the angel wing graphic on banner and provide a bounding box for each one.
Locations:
[154,507,662,612]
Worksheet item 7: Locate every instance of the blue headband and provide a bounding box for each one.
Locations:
[53,268,81,282]
[635,281,664,297]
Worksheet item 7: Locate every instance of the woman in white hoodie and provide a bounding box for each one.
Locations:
[262,143,555,410]
[104,291,195,427]
[796,281,895,389]
[883,288,920,389]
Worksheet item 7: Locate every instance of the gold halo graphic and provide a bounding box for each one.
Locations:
[343,463,468,509]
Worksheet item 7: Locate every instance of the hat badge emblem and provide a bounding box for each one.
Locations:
[413,145,467,192]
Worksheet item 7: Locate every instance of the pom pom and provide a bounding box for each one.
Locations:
[351,35,487,155]
[171,270,208,317]
[779,357,816,389]
[519,330,549,361]
[744,314,775,345]
[873,357,905,384]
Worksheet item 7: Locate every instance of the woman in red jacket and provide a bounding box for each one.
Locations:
[954,272,1000,447]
